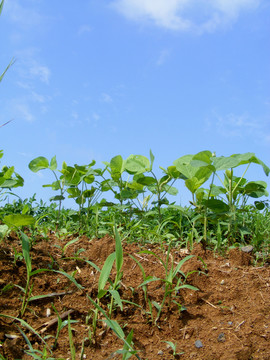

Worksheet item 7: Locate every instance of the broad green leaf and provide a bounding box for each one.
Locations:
[174,163,198,179]
[254,201,265,210]
[162,184,178,196]
[162,165,183,179]
[49,195,65,202]
[185,177,203,194]
[134,174,157,186]
[209,184,227,197]
[244,181,268,198]
[203,199,229,213]
[67,187,81,198]
[211,156,240,171]
[125,155,150,174]
[61,166,81,186]
[191,150,212,167]
[98,252,116,294]
[4,214,35,227]
[173,154,193,166]
[110,155,125,178]
[49,155,57,170]
[3,166,14,179]
[83,188,96,198]
[0,178,18,188]
[83,174,95,184]
[28,156,49,172]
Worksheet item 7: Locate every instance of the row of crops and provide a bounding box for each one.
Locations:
[1,149,269,251]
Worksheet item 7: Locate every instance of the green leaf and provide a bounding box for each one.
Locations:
[50,195,65,202]
[115,225,123,275]
[125,155,150,174]
[162,184,178,196]
[3,214,35,227]
[110,155,125,179]
[134,174,157,186]
[20,232,32,275]
[254,201,265,210]
[150,149,155,171]
[49,156,57,171]
[191,150,212,166]
[203,199,230,213]
[244,181,268,198]
[98,252,116,295]
[67,187,81,198]
[28,156,50,172]
[108,289,123,311]
[0,0,4,16]
[172,255,194,279]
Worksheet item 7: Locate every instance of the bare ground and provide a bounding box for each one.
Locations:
[0,233,269,360]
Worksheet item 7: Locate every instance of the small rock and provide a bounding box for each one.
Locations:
[157,350,163,355]
[241,245,253,254]
[220,279,225,285]
[195,340,203,348]
[228,321,233,326]
[218,333,226,342]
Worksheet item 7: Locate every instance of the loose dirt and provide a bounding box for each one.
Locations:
[0,233,269,360]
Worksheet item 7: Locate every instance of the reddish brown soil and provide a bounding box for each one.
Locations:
[0,233,269,360]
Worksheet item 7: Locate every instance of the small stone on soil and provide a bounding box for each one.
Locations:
[218,333,226,342]
[241,245,253,254]
[195,340,203,348]
[157,350,163,355]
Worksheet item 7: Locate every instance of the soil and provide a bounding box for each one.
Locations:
[0,233,269,360]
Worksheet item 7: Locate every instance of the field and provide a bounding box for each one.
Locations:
[0,150,270,359]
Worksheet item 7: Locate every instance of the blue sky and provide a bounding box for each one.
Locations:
[0,0,269,207]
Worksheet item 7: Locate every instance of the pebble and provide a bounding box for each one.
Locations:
[195,340,203,348]
[220,279,225,285]
[228,321,233,326]
[218,333,226,342]
[157,350,163,355]
[241,245,253,254]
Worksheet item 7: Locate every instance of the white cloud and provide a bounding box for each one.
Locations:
[206,111,270,143]
[78,24,92,36]
[156,49,170,66]
[101,93,113,103]
[110,0,260,33]
[29,65,51,84]
[15,103,35,122]
[4,0,43,29]
[15,48,51,85]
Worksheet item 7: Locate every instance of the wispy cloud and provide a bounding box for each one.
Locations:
[206,111,270,144]
[110,0,261,33]
[14,103,35,122]
[29,64,51,84]
[156,49,170,66]
[15,48,51,85]
[4,0,43,29]
[78,24,92,36]
[101,93,113,103]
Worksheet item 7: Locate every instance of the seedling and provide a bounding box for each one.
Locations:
[163,340,184,357]
[138,247,198,324]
